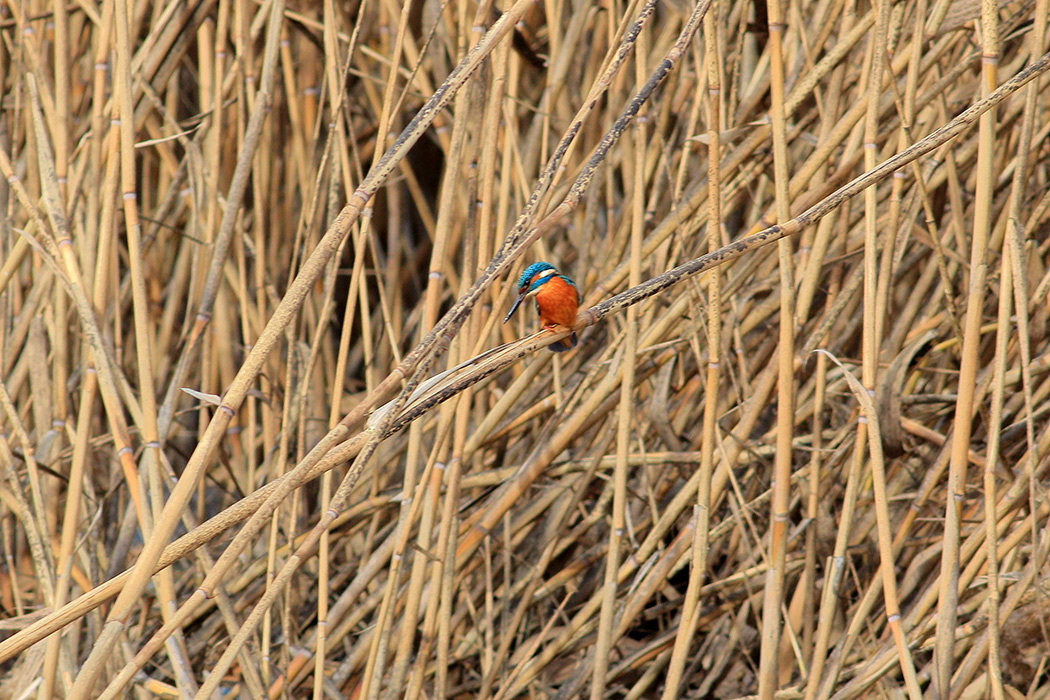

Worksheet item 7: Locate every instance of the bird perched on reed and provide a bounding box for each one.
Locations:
[504,262,581,352]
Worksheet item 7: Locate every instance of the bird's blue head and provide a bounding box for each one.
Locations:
[505,261,559,324]
[517,261,557,293]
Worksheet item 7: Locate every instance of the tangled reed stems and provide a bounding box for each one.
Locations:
[1,0,1049,697]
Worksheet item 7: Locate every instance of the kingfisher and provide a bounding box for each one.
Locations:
[504,261,581,352]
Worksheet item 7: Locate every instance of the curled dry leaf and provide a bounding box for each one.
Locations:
[876,330,938,459]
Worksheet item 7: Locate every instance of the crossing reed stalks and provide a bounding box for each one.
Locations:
[1,0,1049,698]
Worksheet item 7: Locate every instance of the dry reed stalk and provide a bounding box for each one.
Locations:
[2,0,1050,698]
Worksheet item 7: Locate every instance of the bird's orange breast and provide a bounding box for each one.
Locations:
[534,276,579,329]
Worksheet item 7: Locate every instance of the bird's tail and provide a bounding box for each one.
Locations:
[548,332,578,352]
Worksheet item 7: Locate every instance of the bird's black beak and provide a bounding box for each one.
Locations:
[504,292,527,323]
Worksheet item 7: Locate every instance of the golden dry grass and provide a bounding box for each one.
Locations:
[1,0,1049,698]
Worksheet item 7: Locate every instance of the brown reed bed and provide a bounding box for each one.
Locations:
[1,0,1049,697]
